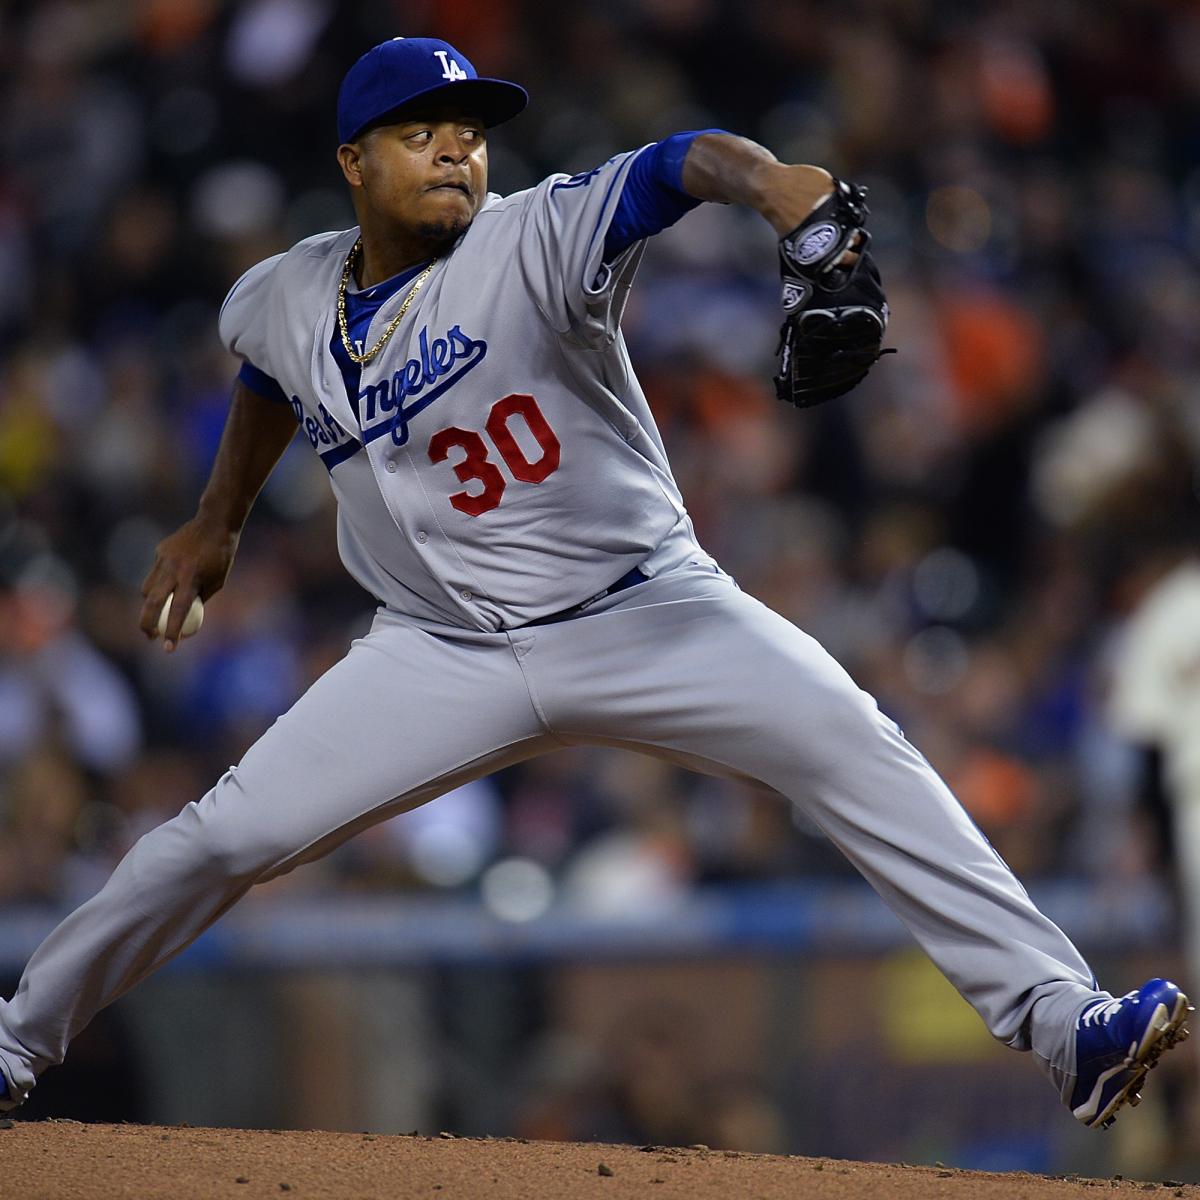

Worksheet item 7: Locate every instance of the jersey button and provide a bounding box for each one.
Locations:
[384,461,397,474]
[460,589,473,601]
[415,531,428,544]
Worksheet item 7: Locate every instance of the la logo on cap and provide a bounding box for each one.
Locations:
[433,49,468,80]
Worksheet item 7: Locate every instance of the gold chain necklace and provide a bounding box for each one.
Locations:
[337,238,437,366]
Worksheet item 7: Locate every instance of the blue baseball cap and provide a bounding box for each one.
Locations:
[337,37,528,144]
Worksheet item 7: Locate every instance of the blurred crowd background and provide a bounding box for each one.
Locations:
[3,0,1200,1175]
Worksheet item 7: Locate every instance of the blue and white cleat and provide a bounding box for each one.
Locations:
[0,1068,22,1114]
[1071,978,1192,1129]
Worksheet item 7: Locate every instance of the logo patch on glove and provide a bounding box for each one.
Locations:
[790,222,840,265]
[781,280,810,312]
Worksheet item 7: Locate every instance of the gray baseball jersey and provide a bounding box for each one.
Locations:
[0,150,1112,1120]
[219,149,703,629]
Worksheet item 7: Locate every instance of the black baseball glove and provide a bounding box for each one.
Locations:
[773,178,892,409]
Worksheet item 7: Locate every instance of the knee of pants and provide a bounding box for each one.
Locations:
[153,776,298,887]
[191,817,283,883]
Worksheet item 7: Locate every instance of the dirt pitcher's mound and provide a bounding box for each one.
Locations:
[1,1120,1197,1199]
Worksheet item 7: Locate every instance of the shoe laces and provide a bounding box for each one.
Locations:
[1080,991,1136,1029]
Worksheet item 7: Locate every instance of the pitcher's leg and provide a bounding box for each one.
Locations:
[528,567,1102,1091]
[0,618,549,1108]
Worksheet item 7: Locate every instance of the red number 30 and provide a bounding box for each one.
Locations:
[428,394,561,516]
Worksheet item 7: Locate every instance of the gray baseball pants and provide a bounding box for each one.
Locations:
[0,562,1101,1108]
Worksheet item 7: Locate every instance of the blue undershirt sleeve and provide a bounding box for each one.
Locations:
[603,129,728,261]
[237,360,290,405]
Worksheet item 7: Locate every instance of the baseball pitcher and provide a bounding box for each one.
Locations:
[0,37,1187,1133]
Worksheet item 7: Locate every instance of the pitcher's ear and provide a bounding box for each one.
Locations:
[337,142,364,188]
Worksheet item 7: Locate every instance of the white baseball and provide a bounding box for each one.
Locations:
[156,593,204,640]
